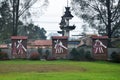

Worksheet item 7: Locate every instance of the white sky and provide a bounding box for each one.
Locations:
[31,0,96,37]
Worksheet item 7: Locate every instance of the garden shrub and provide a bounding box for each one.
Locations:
[0,52,9,60]
[44,49,50,59]
[111,51,120,63]
[37,48,43,59]
[78,48,85,60]
[85,51,93,60]
[70,48,93,61]
[29,52,40,60]
[0,48,1,52]
[38,48,42,54]
[70,48,80,60]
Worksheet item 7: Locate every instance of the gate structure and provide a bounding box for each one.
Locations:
[92,36,108,60]
[52,36,68,59]
[11,36,27,59]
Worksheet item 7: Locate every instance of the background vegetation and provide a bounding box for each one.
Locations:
[70,48,93,61]
[0,0,48,43]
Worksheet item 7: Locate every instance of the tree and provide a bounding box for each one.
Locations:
[0,0,48,42]
[11,0,37,36]
[0,0,13,43]
[10,0,49,36]
[39,28,47,39]
[71,0,120,46]
[18,23,47,40]
[70,48,79,60]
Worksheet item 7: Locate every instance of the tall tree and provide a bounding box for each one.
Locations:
[0,0,48,42]
[12,0,36,36]
[0,0,13,43]
[71,0,120,46]
[10,0,49,36]
[18,23,47,40]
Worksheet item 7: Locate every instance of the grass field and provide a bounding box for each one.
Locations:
[0,60,120,80]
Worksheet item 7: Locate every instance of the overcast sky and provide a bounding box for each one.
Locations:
[30,0,96,37]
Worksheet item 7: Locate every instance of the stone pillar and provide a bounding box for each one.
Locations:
[11,36,27,59]
[64,19,70,37]
[52,36,68,59]
[92,36,108,60]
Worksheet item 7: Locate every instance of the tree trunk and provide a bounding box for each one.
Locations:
[15,0,19,36]
[13,0,19,36]
[106,0,112,47]
[12,0,15,36]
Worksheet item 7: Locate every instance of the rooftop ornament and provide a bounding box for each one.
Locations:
[58,3,76,37]
[62,7,73,20]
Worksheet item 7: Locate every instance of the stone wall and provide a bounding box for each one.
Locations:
[1,48,52,59]
[1,47,120,60]
[107,48,120,60]
[1,49,11,59]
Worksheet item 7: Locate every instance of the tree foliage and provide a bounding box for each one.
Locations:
[0,0,48,43]
[111,51,120,63]
[0,0,13,42]
[18,23,47,40]
[71,0,120,38]
[11,0,49,35]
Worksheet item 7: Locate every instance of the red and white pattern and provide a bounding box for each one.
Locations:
[17,40,27,54]
[93,39,107,54]
[54,40,67,53]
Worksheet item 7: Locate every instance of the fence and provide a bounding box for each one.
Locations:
[1,47,120,60]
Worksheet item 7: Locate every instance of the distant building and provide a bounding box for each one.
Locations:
[29,40,52,49]
[0,44,8,49]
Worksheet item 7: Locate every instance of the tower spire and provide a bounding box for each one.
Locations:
[67,0,68,7]
[58,0,76,37]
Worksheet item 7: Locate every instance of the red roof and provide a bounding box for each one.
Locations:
[11,36,28,39]
[0,44,8,48]
[32,40,52,46]
[92,36,108,39]
[52,36,68,39]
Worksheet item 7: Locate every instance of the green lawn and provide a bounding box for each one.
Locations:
[0,60,120,80]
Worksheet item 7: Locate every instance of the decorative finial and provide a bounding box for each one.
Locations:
[67,0,68,7]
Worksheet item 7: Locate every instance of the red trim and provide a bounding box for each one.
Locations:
[92,36,108,39]
[11,36,28,39]
[52,36,68,39]
[32,40,52,46]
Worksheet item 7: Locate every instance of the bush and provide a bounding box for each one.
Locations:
[78,48,85,60]
[37,48,43,59]
[0,48,2,52]
[70,48,80,60]
[38,48,42,54]
[70,48,93,61]
[29,52,40,60]
[111,51,120,63]
[85,51,93,60]
[0,52,9,60]
[44,49,50,59]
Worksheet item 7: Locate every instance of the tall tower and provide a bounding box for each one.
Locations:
[58,0,76,37]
